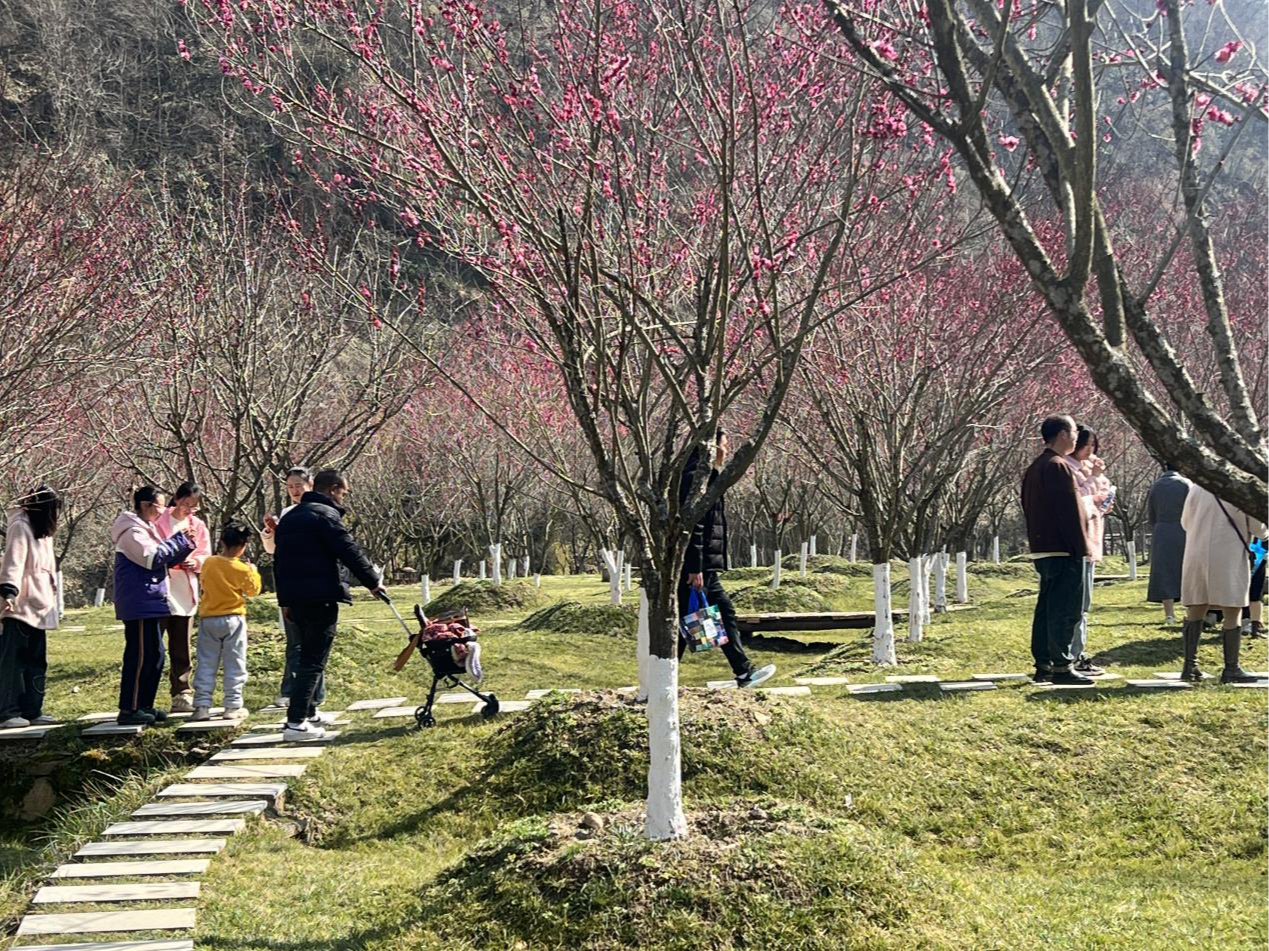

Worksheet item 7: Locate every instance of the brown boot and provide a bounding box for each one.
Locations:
[1220,629,1259,684]
[1180,620,1206,682]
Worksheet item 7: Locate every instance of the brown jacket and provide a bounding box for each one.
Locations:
[1021,448,1090,558]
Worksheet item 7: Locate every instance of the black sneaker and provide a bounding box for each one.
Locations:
[116,709,156,726]
[1032,668,1053,684]
[1050,670,1095,686]
[139,708,169,723]
[736,664,777,689]
[1247,622,1266,640]
[1073,656,1105,675]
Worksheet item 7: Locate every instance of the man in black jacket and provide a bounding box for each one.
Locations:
[275,469,384,739]
[679,430,776,689]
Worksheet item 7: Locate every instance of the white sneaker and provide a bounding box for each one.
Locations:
[308,709,338,725]
[224,706,250,720]
[170,694,195,714]
[29,714,57,725]
[0,716,31,729]
[737,664,777,689]
[282,721,327,742]
[271,695,289,709]
[190,706,212,721]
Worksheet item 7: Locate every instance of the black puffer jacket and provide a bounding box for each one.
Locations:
[679,451,728,574]
[274,491,381,607]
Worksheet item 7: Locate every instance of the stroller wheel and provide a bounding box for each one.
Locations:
[481,695,500,719]
[414,706,436,729]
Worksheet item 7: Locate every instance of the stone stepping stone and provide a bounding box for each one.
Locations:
[1229,680,1269,688]
[133,800,266,818]
[1245,671,1269,678]
[210,747,323,762]
[970,673,1031,682]
[249,717,350,730]
[1033,681,1098,690]
[52,860,209,879]
[0,724,58,741]
[174,719,241,733]
[615,686,639,694]
[77,840,226,858]
[436,692,478,704]
[60,625,87,631]
[17,908,195,936]
[706,679,738,690]
[78,712,122,722]
[756,685,812,696]
[186,764,306,780]
[18,940,192,951]
[230,731,339,746]
[885,675,941,684]
[941,681,997,693]
[471,700,531,714]
[1153,671,1212,681]
[82,722,144,737]
[846,683,903,695]
[794,676,850,686]
[159,783,286,799]
[525,688,582,699]
[1126,679,1192,689]
[1086,672,1122,681]
[33,882,200,904]
[371,706,418,719]
[103,820,245,836]
[345,697,407,711]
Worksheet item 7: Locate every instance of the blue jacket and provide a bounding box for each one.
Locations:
[110,512,196,621]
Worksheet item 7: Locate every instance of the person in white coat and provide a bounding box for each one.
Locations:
[1179,482,1265,683]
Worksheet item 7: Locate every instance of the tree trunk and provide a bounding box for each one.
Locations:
[642,561,686,840]
[872,562,897,664]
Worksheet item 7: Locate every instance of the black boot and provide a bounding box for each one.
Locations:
[1180,620,1206,682]
[1220,629,1258,684]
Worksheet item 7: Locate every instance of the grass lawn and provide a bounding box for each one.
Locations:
[1,560,1264,949]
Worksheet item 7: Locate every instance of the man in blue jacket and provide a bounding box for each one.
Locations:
[275,469,384,739]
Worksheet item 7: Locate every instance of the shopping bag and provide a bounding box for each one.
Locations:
[679,587,728,653]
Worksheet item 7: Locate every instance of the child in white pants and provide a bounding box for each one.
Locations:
[192,523,261,720]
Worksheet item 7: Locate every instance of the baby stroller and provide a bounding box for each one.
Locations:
[393,604,499,728]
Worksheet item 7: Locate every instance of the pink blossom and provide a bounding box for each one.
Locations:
[998,134,1020,152]
[1205,106,1236,126]
[177,39,191,61]
[872,39,899,61]
[1215,41,1242,64]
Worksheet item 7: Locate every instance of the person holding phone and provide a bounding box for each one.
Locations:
[155,482,212,713]
[261,466,317,709]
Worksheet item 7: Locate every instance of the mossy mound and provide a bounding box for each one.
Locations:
[480,691,822,815]
[424,581,546,617]
[520,601,637,637]
[717,566,771,583]
[728,584,831,613]
[417,803,924,951]
[244,597,280,625]
[965,561,1034,579]
[784,573,851,596]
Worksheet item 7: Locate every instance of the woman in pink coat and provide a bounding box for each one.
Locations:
[155,482,211,713]
[0,486,62,728]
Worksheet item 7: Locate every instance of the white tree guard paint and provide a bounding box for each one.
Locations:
[534,573,542,588]
[636,589,650,701]
[507,559,516,580]
[992,536,1001,564]
[93,588,106,608]
[600,549,622,605]
[921,555,934,626]
[420,575,431,606]
[1127,541,1138,580]
[750,544,758,567]
[624,564,633,591]
[56,570,64,618]
[849,534,858,563]
[810,535,817,557]
[907,557,924,642]
[770,550,783,589]
[955,552,969,603]
[276,605,286,631]
[479,560,486,581]
[491,544,503,585]
[934,554,947,613]
[522,555,530,576]
[872,562,897,665]
[644,654,687,840]
[452,560,462,585]
[799,543,809,577]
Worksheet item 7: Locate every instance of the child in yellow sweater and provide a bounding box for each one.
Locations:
[192,523,262,720]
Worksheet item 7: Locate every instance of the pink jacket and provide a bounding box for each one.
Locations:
[0,508,59,630]
[155,508,211,616]
[1064,456,1111,563]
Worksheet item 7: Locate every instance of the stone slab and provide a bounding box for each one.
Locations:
[133,800,266,818]
[52,860,210,879]
[371,707,418,719]
[250,718,350,730]
[210,747,324,762]
[82,723,144,737]
[103,820,245,836]
[1087,672,1122,681]
[1229,680,1269,688]
[970,673,1031,682]
[230,731,339,746]
[174,720,241,733]
[1125,679,1192,689]
[885,675,941,684]
[1033,682,1098,690]
[78,712,123,722]
[1245,671,1269,678]
[755,685,812,696]
[60,625,87,631]
[345,697,407,711]
[615,686,639,694]
[0,725,56,741]
[33,882,200,904]
[846,683,903,695]
[1153,672,1212,681]
[17,908,196,936]
[186,764,306,780]
[941,681,997,692]
[77,840,226,858]
[472,700,531,714]
[436,692,478,704]
[706,679,738,690]
[524,688,582,699]
[158,783,286,799]
[793,676,851,686]
[17,941,193,951]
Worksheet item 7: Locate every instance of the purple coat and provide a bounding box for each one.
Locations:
[110,512,196,621]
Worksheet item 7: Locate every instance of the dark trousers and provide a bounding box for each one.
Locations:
[286,602,339,725]
[1031,556,1085,672]
[677,570,753,679]
[120,618,166,713]
[0,618,48,719]
[278,614,325,705]
[163,616,193,698]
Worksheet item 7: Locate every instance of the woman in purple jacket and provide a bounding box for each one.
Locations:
[111,486,195,725]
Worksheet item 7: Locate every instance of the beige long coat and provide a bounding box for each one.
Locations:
[1180,483,1265,608]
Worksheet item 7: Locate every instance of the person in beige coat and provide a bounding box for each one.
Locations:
[1179,482,1265,683]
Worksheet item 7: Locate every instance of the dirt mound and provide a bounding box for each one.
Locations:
[424,581,546,617]
[520,600,637,637]
[729,584,831,613]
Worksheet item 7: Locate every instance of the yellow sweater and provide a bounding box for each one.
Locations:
[199,555,262,617]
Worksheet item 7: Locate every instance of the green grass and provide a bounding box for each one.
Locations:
[1,567,1264,949]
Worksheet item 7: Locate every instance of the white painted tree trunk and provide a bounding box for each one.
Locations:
[55,571,64,618]
[992,536,1001,564]
[799,542,809,577]
[934,554,947,613]
[479,560,486,581]
[600,549,622,605]
[872,563,897,665]
[522,555,530,576]
[810,535,817,557]
[770,550,783,589]
[644,654,687,840]
[624,564,633,591]
[750,543,758,568]
[93,588,105,608]
[490,544,502,585]
[452,560,461,585]
[849,534,858,563]
[420,575,431,606]
[636,589,650,701]
[907,557,924,642]
[534,573,542,588]
[276,605,286,631]
[507,559,516,580]
[955,552,969,603]
[921,555,934,626]
[1127,541,1138,580]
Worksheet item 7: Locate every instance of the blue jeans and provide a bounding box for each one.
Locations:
[1030,556,1085,672]
[1071,559,1095,659]
[194,615,249,709]
[279,614,325,705]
